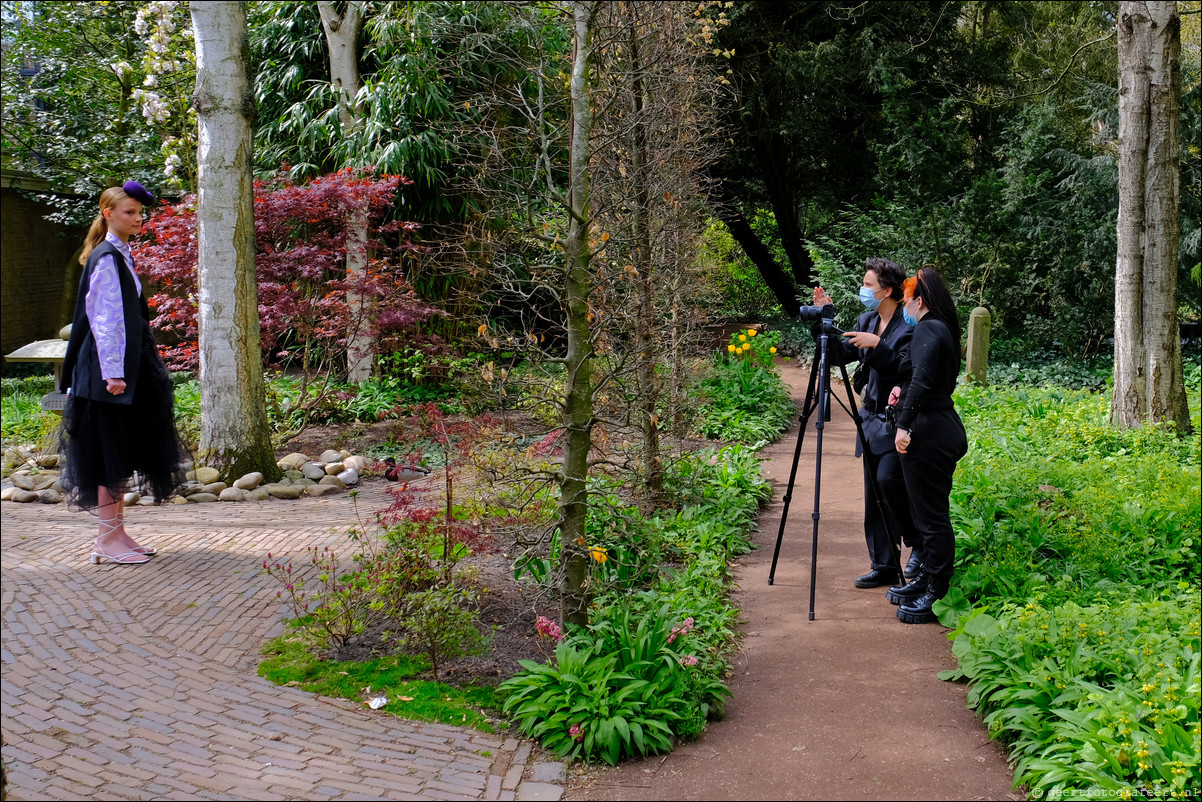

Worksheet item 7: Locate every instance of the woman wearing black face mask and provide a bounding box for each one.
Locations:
[814,257,920,589]
[889,267,968,624]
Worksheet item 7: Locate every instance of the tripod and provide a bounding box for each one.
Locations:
[767,315,900,620]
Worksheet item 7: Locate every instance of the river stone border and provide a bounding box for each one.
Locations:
[0,446,377,505]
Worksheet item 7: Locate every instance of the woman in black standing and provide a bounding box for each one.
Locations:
[59,181,188,565]
[888,267,968,624]
[814,257,920,589]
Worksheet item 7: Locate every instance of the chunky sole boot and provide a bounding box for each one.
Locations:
[885,571,929,606]
[897,579,948,625]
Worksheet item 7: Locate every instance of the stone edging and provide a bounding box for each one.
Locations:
[1,446,387,505]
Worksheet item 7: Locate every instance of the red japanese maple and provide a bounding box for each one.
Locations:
[137,168,440,372]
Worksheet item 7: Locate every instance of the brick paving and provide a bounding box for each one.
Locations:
[0,479,561,801]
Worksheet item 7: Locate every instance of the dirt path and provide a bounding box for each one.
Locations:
[569,361,1019,801]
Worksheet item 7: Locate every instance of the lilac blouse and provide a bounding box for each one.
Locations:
[85,232,143,380]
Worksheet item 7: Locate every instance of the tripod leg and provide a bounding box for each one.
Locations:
[767,353,821,586]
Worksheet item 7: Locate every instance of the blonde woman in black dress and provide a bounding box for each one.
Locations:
[60,181,188,565]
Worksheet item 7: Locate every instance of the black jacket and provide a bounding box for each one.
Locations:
[896,317,959,432]
[60,242,150,405]
[829,309,912,454]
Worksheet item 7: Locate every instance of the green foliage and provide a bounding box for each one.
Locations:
[1,1,195,207]
[504,443,767,762]
[171,377,202,449]
[694,219,783,319]
[388,586,489,681]
[940,592,1200,800]
[501,603,728,764]
[0,378,59,450]
[949,384,1200,607]
[501,638,678,765]
[690,336,795,443]
[939,378,1202,795]
[259,636,499,731]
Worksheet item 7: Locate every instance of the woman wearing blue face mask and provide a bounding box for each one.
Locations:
[890,267,968,624]
[814,258,920,589]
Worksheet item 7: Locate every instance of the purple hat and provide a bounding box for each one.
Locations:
[122,180,154,205]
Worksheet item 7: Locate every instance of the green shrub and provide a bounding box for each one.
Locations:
[949,385,1200,606]
[941,590,1200,799]
[389,585,489,681]
[938,379,1201,796]
[688,328,796,445]
[0,390,58,452]
[500,603,728,765]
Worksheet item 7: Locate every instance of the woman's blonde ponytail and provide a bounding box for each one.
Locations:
[79,186,130,265]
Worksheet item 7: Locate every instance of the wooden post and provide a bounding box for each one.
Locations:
[965,306,991,385]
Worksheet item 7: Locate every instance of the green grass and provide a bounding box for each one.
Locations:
[258,636,503,731]
[1,377,60,451]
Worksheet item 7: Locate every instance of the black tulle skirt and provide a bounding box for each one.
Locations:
[59,323,189,510]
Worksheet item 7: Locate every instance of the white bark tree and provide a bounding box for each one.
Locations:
[316,0,373,383]
[191,0,278,478]
[1113,0,1190,432]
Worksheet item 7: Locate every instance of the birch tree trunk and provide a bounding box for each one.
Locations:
[1113,1,1190,432]
[560,1,599,627]
[191,1,279,479]
[316,0,373,383]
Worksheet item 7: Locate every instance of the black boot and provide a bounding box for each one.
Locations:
[897,575,949,624]
[903,549,924,580]
[854,568,901,589]
[885,570,929,606]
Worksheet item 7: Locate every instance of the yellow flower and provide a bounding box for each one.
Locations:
[769,347,777,354]
[748,329,757,337]
[590,547,608,563]
[727,344,736,353]
[738,334,747,342]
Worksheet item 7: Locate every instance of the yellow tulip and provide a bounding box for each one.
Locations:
[739,334,747,342]
[727,344,736,353]
[590,547,608,563]
[748,329,757,337]
[770,346,777,354]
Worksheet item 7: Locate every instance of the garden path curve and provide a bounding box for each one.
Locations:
[0,481,562,801]
[568,360,1021,801]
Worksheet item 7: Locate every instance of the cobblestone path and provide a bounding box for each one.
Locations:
[1,480,562,801]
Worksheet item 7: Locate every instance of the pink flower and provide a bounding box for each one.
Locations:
[668,617,696,644]
[535,615,565,643]
[680,655,699,666]
[569,723,583,741]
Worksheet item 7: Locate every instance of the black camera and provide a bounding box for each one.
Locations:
[796,303,836,323]
[799,303,844,336]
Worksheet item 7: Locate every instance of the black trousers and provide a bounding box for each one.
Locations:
[862,447,918,571]
[899,407,967,580]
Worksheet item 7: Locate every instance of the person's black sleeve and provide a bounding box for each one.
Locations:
[824,311,872,367]
[895,322,940,431]
[862,321,911,378]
